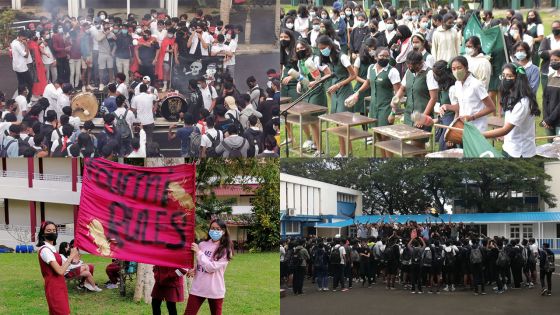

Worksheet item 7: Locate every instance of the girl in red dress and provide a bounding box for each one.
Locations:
[27,36,47,96]
[37,221,78,315]
[151,265,187,315]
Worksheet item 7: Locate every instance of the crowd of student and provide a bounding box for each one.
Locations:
[280,2,560,157]
[280,220,556,297]
[4,8,281,158]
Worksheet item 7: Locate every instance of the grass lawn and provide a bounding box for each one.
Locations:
[280,9,560,157]
[0,252,279,315]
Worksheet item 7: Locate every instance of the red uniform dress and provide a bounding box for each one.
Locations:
[28,40,47,95]
[38,246,70,315]
[151,266,185,302]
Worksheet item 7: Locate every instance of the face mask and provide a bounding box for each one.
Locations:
[453,69,467,81]
[403,14,410,20]
[296,50,306,60]
[368,49,376,57]
[113,29,119,34]
[319,28,326,34]
[100,15,106,20]
[45,34,50,39]
[58,28,63,33]
[312,24,320,31]
[527,18,535,24]
[44,232,58,242]
[551,62,560,70]
[340,14,346,19]
[412,43,422,50]
[280,39,290,47]
[143,35,149,40]
[377,58,389,67]
[197,84,202,89]
[225,34,231,40]
[412,16,418,21]
[421,22,429,29]
[465,47,473,56]
[370,27,377,33]
[209,230,223,241]
[502,79,515,90]
[510,29,519,37]
[321,14,328,19]
[167,34,174,38]
[320,47,331,56]
[310,11,316,17]
[345,10,352,16]
[386,23,394,31]
[553,29,560,36]
[135,28,141,34]
[356,21,364,28]
[121,29,128,34]
[515,51,527,60]
[286,23,294,29]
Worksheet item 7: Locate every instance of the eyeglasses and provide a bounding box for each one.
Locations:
[499,74,516,80]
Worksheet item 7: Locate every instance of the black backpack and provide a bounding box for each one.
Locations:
[289,248,303,267]
[470,247,483,264]
[401,246,412,265]
[222,138,247,158]
[226,112,245,134]
[186,127,201,158]
[422,249,433,267]
[544,251,555,272]
[313,248,326,268]
[411,247,422,264]
[115,109,132,140]
[496,248,510,267]
[51,138,72,157]
[330,246,342,264]
[205,132,222,157]
[0,139,17,157]
[432,246,444,265]
[243,129,262,157]
[445,249,456,265]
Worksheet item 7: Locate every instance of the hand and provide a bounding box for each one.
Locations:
[542,121,552,129]
[69,247,79,259]
[186,269,196,277]
[169,124,177,129]
[281,76,292,85]
[414,122,424,128]
[308,81,317,89]
[327,83,340,94]
[460,115,472,122]
[152,59,157,65]
[191,242,199,254]
[439,104,448,116]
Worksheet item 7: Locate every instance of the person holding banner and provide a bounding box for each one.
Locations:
[185,219,233,315]
[483,64,540,158]
[151,265,186,315]
[37,221,78,315]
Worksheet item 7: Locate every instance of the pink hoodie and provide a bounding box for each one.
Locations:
[189,240,230,299]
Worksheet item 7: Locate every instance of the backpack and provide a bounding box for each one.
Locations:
[205,132,222,157]
[470,247,482,264]
[422,249,433,267]
[51,138,72,157]
[351,248,360,262]
[313,248,326,268]
[411,247,422,264]
[17,137,32,156]
[543,251,555,272]
[514,246,524,264]
[226,112,244,134]
[401,246,412,265]
[445,249,456,266]
[289,248,303,267]
[186,127,201,157]
[222,138,246,157]
[115,109,132,140]
[496,248,510,267]
[432,246,444,265]
[527,246,536,264]
[0,139,17,157]
[243,129,261,157]
[330,246,342,264]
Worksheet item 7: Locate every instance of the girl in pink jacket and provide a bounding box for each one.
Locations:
[184,219,233,315]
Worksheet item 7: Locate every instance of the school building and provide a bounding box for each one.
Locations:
[280,173,363,239]
[0,158,257,250]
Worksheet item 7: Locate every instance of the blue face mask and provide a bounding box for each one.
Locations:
[121,29,128,34]
[209,230,223,241]
[320,47,331,56]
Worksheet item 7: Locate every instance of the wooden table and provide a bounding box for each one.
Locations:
[536,142,560,158]
[280,102,327,157]
[425,148,464,158]
[318,112,377,157]
[280,97,292,104]
[487,116,504,147]
[371,124,432,157]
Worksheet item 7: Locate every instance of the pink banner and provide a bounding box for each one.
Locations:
[76,159,196,268]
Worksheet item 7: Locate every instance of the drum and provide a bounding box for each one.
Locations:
[444,118,465,145]
[159,92,187,121]
[71,92,99,121]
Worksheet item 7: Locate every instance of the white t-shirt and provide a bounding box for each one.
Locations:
[131,93,155,125]
[117,83,128,96]
[43,83,62,112]
[401,64,439,90]
[452,74,489,132]
[201,128,223,148]
[69,116,81,131]
[11,39,29,72]
[39,242,65,264]
[56,94,70,119]
[367,64,401,84]
[188,32,214,56]
[503,97,536,157]
[200,85,218,111]
[294,17,310,38]
[15,95,29,121]
[40,43,55,65]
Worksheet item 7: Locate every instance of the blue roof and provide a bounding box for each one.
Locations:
[316,212,560,228]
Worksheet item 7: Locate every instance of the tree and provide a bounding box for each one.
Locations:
[220,0,232,26]
[274,0,281,44]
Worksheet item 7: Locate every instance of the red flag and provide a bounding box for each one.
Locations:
[76,159,196,268]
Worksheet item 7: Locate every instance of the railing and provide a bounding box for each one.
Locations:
[1,224,74,235]
[537,238,560,251]
[0,171,82,183]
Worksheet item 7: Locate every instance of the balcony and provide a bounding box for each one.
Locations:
[0,171,81,205]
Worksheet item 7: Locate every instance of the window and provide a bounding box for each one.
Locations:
[557,224,560,238]
[510,224,533,239]
[285,221,300,235]
[348,226,357,238]
[469,224,487,236]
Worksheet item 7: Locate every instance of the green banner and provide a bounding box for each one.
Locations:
[462,121,503,158]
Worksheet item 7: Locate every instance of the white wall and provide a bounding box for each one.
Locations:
[487,222,557,239]
[44,203,75,226]
[545,162,560,211]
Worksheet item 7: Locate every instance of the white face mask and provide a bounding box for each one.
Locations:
[167,34,173,38]
[286,23,294,29]
[510,29,519,37]
[356,20,365,28]
[345,10,352,16]
[310,11,316,17]
[136,28,142,34]
[99,15,106,20]
[312,24,320,31]
[465,47,474,56]
[368,49,376,57]
[321,14,328,19]
[340,13,346,19]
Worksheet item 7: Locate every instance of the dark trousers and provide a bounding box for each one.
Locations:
[332,264,345,289]
[92,50,99,85]
[56,56,70,83]
[15,70,33,102]
[139,64,155,82]
[293,266,305,294]
[410,264,422,292]
[472,263,485,293]
[540,270,552,292]
[444,265,455,286]
[151,299,176,315]
[185,294,223,315]
[369,259,377,282]
[512,263,523,288]
[345,264,353,288]
[143,123,155,144]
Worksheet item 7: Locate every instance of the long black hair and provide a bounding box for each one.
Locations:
[317,35,341,65]
[207,219,233,261]
[280,28,297,67]
[59,242,70,257]
[36,221,58,247]
[499,63,540,116]
[432,60,456,91]
[359,37,377,65]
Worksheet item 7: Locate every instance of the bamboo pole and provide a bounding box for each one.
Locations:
[433,123,463,132]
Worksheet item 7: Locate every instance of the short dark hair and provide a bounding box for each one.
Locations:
[46,110,57,122]
[84,120,95,130]
[62,106,72,116]
[139,84,148,93]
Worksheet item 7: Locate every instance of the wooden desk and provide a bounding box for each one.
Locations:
[371,124,432,157]
[536,142,560,158]
[318,112,377,157]
[487,116,504,147]
[425,148,464,158]
[280,102,327,157]
[280,97,292,104]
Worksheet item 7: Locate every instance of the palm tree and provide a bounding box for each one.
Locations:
[274,0,281,44]
[220,0,232,26]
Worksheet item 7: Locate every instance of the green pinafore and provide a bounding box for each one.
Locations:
[297,57,327,106]
[404,68,431,126]
[281,61,299,101]
[328,54,354,113]
[352,60,371,114]
[368,64,395,127]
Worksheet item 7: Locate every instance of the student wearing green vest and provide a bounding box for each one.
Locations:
[392,50,439,149]
[316,35,356,157]
[280,29,299,145]
[351,47,401,157]
[526,10,544,69]
[352,37,377,116]
[294,40,331,155]
[432,60,457,151]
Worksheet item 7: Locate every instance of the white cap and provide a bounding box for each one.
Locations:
[143,76,151,82]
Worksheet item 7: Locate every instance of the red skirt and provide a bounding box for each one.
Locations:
[151,283,184,302]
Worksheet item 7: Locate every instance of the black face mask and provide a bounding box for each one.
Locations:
[280,39,290,47]
[143,35,149,40]
[44,232,58,242]
[377,58,389,67]
[553,29,560,36]
[370,27,377,33]
[296,50,306,60]
[551,62,560,70]
[502,79,515,90]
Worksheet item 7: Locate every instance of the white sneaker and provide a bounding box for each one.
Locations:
[82,86,86,92]
[302,140,314,150]
[94,285,103,292]
[334,153,346,158]
[280,138,292,146]
[83,282,95,291]
[87,85,95,90]
[99,84,105,91]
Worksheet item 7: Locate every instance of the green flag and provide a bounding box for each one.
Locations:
[462,121,503,158]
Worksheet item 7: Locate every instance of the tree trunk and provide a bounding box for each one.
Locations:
[245,5,252,45]
[274,0,281,44]
[133,157,187,304]
[220,0,232,26]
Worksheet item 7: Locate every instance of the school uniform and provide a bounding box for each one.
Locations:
[323,53,353,113]
[152,266,185,302]
[503,97,536,157]
[367,63,400,126]
[452,74,489,132]
[38,242,70,315]
[402,64,438,130]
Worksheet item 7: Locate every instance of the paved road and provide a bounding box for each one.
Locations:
[281,271,560,315]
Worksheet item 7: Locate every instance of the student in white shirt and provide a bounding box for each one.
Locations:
[42,79,63,113]
[131,84,156,143]
[11,30,33,102]
[197,77,217,112]
[55,84,73,121]
[439,56,495,133]
[128,119,147,158]
[483,63,540,157]
[115,73,128,97]
[14,86,29,121]
[187,22,213,56]
[200,116,223,158]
